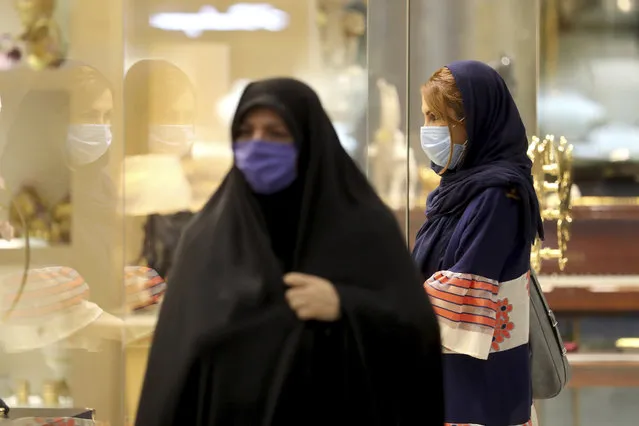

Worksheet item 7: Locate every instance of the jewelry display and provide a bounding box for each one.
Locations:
[0,34,22,71]
[301,65,367,157]
[15,381,28,406]
[0,267,130,414]
[40,344,74,407]
[14,0,67,70]
[369,78,418,209]
[316,0,347,69]
[0,184,31,323]
[8,186,70,245]
[316,0,367,70]
[342,1,367,69]
[41,381,58,407]
[305,1,369,166]
[528,134,574,272]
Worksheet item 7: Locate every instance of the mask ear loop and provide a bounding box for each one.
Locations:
[61,129,79,172]
[437,120,458,176]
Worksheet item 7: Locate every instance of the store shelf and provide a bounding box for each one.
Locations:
[567,353,639,388]
[568,353,639,364]
[538,275,639,291]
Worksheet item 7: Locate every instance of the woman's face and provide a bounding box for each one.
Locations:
[71,88,113,125]
[236,108,293,145]
[150,89,195,125]
[421,96,467,146]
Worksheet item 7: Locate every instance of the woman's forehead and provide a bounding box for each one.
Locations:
[241,107,285,125]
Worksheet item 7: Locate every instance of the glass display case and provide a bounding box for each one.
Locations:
[0,0,126,424]
[538,0,639,277]
[0,0,637,425]
[0,0,371,424]
[540,0,639,196]
[536,1,639,421]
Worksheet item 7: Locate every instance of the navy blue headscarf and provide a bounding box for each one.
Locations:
[413,60,544,278]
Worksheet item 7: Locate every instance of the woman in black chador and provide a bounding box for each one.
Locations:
[135,78,444,426]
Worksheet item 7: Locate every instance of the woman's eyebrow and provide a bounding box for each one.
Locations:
[265,123,288,131]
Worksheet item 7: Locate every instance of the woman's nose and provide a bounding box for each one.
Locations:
[251,129,266,140]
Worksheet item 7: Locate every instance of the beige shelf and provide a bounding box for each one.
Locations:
[568,353,639,365]
[538,274,639,291]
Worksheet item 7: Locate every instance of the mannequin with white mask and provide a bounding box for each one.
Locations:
[125,60,196,159]
[123,60,196,279]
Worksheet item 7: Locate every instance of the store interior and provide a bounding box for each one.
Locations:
[0,0,638,425]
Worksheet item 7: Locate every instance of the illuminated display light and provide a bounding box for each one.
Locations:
[149,4,290,37]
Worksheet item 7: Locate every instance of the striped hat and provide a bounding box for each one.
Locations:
[0,266,104,353]
[124,266,166,313]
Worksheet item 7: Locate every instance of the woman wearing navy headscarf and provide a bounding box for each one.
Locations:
[413,60,544,426]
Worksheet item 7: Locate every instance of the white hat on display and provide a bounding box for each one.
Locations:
[0,266,123,353]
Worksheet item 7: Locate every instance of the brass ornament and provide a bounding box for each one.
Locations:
[528,134,574,273]
[14,0,67,70]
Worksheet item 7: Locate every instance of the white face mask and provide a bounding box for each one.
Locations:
[148,125,195,157]
[420,126,465,170]
[66,124,112,166]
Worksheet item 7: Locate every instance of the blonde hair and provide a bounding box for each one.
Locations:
[420,67,465,125]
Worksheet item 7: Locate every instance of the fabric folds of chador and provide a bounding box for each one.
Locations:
[424,270,530,360]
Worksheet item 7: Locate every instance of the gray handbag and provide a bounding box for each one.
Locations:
[529,269,571,399]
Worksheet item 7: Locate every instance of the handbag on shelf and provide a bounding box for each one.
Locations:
[529,269,571,399]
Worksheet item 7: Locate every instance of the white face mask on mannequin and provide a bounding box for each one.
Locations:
[148,124,195,157]
[66,124,112,166]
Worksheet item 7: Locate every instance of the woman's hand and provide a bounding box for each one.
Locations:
[283,272,341,321]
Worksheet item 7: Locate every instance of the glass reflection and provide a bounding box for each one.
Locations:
[540,0,639,197]
[123,60,195,280]
[14,0,67,70]
[0,63,120,422]
[0,65,114,247]
[306,0,368,164]
[124,60,195,157]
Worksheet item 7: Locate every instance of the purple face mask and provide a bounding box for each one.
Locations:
[233,140,298,194]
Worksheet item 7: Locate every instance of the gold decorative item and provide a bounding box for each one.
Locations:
[50,196,72,243]
[14,0,66,70]
[7,186,70,245]
[15,380,29,405]
[42,380,59,406]
[0,186,31,322]
[528,134,574,272]
[9,186,51,242]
